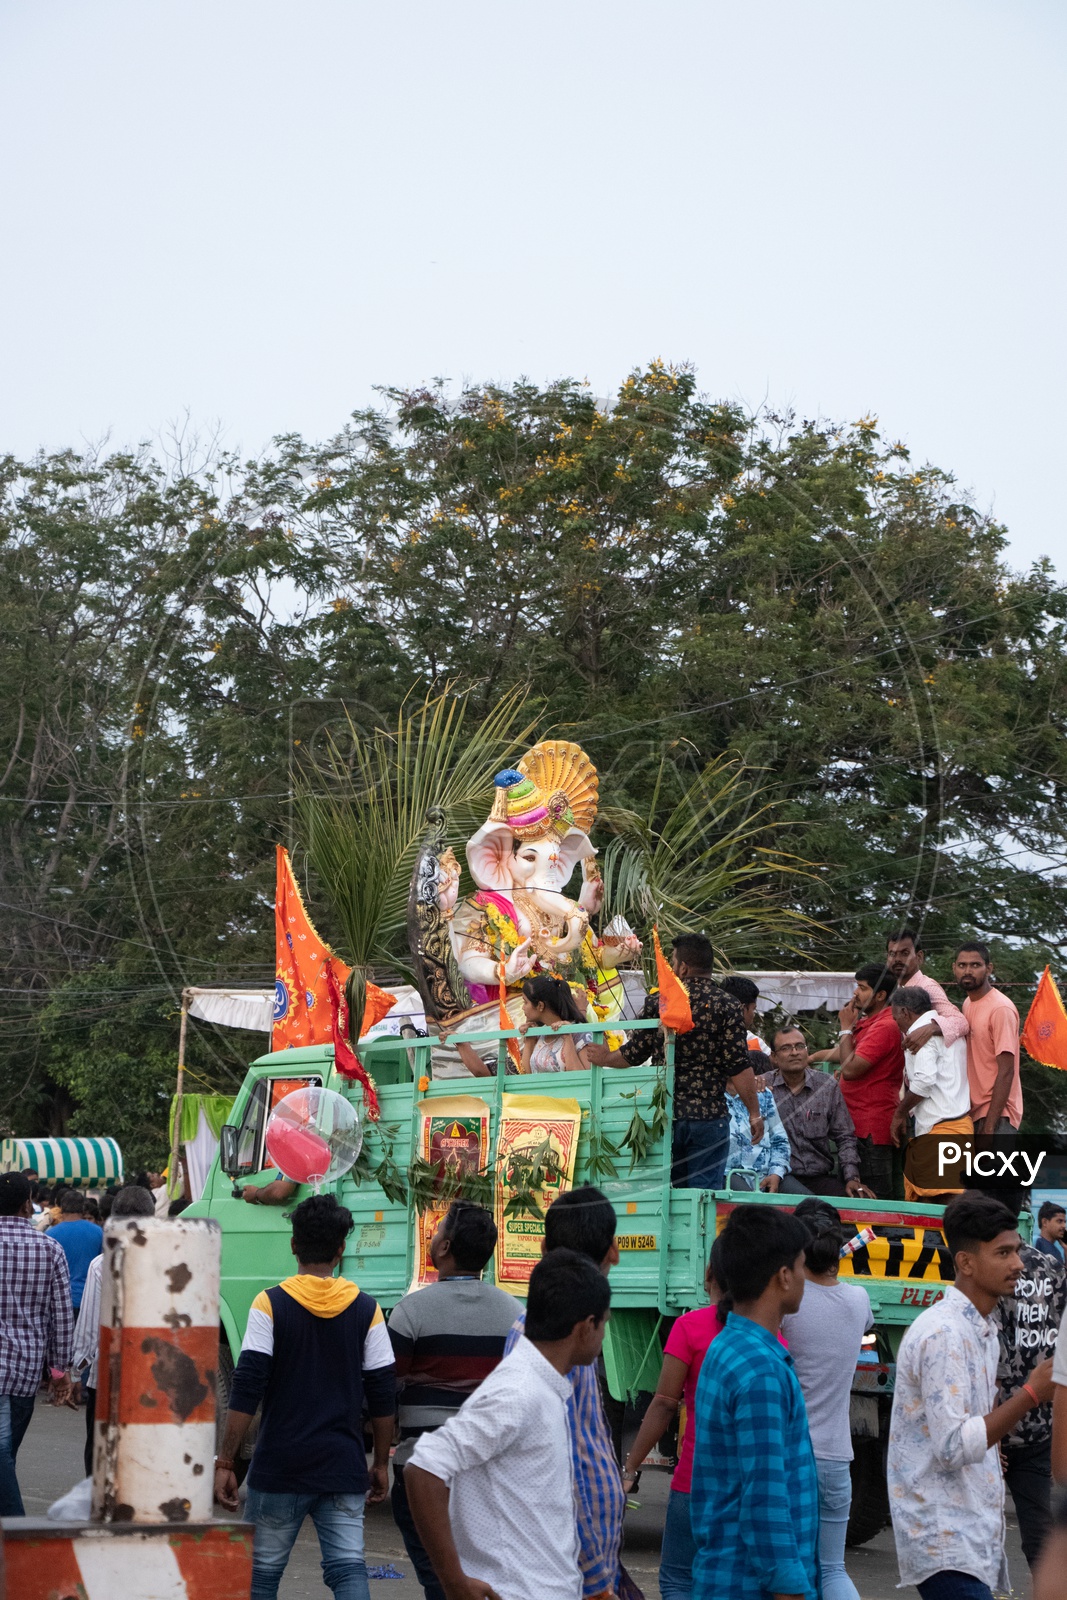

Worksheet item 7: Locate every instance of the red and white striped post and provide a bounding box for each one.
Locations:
[1,1216,251,1600]
[1,1523,254,1598]
[92,1215,222,1523]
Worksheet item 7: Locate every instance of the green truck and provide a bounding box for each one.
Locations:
[187,1023,956,1545]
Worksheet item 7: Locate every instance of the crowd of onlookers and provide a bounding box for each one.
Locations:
[0,925,1055,1600]
[0,1168,192,1513]
[6,1163,1067,1600]
[207,1182,1066,1600]
[584,925,1026,1206]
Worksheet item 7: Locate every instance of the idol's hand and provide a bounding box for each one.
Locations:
[503,939,535,983]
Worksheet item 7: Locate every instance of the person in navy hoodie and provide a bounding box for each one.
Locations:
[214,1195,396,1600]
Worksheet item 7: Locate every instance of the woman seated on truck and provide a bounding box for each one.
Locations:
[519,975,592,1073]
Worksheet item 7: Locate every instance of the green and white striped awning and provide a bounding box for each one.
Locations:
[0,1137,124,1185]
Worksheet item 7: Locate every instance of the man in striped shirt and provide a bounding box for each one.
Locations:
[503,1185,641,1600]
[0,1172,74,1516]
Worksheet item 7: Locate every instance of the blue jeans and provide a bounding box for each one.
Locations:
[245,1487,370,1600]
[672,1117,730,1189]
[391,1462,446,1600]
[816,1458,860,1600]
[917,1573,994,1600]
[659,1486,697,1599]
[0,1394,37,1517]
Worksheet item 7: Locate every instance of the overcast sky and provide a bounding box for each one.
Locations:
[2,0,1064,573]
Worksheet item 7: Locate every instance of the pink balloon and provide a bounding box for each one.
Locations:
[266,1119,332,1185]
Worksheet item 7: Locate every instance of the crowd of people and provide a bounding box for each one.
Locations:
[586,927,1026,1203]
[0,1168,189,1514]
[0,926,1056,1600]
[209,1182,1067,1600]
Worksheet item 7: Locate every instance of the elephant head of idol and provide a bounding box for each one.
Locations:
[465,742,600,895]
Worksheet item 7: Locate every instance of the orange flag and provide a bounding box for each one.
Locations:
[653,927,694,1034]
[1022,966,1067,1072]
[273,846,395,1115]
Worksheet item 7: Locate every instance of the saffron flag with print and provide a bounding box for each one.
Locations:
[653,926,694,1035]
[273,846,394,1116]
[1022,966,1067,1072]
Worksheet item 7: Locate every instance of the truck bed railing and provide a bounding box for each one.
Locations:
[375,1017,671,1081]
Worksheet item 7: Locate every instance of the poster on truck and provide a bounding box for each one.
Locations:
[495,1093,582,1291]
[411,1096,491,1289]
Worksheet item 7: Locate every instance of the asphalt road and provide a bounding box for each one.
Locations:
[12,1396,1027,1599]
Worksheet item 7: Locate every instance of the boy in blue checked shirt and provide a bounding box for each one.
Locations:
[504,1185,642,1600]
[724,1082,792,1193]
[691,1207,817,1600]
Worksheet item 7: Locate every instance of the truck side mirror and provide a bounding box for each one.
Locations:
[219,1125,242,1178]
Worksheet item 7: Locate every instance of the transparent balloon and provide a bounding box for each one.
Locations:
[265,1086,363,1191]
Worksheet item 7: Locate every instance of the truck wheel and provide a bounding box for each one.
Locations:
[846,1437,889,1546]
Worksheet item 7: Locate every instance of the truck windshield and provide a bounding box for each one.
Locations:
[234,1075,323,1173]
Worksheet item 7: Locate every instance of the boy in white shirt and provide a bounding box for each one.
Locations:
[405,1249,610,1600]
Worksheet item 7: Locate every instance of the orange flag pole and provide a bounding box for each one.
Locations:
[653,926,694,1035]
[274,845,394,1116]
[1022,966,1067,1072]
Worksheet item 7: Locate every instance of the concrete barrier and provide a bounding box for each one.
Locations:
[92,1215,222,1523]
[0,1218,252,1600]
[1,1520,253,1598]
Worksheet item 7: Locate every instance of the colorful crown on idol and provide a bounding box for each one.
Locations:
[489,740,599,841]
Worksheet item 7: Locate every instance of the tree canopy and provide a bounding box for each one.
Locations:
[3,362,1065,1164]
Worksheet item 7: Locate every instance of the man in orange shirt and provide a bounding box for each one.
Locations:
[954,943,1023,1133]
[837,963,905,1199]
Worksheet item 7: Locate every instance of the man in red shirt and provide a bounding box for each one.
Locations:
[838,963,904,1199]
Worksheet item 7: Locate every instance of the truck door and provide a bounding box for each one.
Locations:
[211,1072,323,1351]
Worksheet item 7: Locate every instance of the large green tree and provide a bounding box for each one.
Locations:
[2,364,1065,1160]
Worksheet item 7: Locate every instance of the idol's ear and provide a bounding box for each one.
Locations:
[466,823,517,892]
[558,831,597,879]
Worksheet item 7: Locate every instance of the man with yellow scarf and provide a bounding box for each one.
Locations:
[214,1195,396,1600]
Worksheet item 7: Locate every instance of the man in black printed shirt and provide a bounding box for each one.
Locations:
[586,933,762,1188]
[994,1231,1066,1567]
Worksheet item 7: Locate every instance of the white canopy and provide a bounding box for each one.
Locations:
[186,987,275,1033]
[184,983,427,1036]
[738,971,858,1015]
[618,968,857,1018]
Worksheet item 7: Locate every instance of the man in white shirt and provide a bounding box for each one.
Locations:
[890,986,971,1140]
[890,986,973,1201]
[71,1184,155,1476]
[405,1248,610,1600]
[888,1193,1054,1600]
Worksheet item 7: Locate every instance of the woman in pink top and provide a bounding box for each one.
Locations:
[621,1239,787,1600]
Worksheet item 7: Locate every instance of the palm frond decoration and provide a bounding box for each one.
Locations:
[598,755,821,971]
[294,685,539,1038]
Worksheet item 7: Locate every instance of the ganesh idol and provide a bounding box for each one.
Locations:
[407,740,640,1067]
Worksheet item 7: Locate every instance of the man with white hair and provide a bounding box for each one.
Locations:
[889,984,971,1200]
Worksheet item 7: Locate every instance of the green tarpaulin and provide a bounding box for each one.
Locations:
[169,1093,235,1146]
